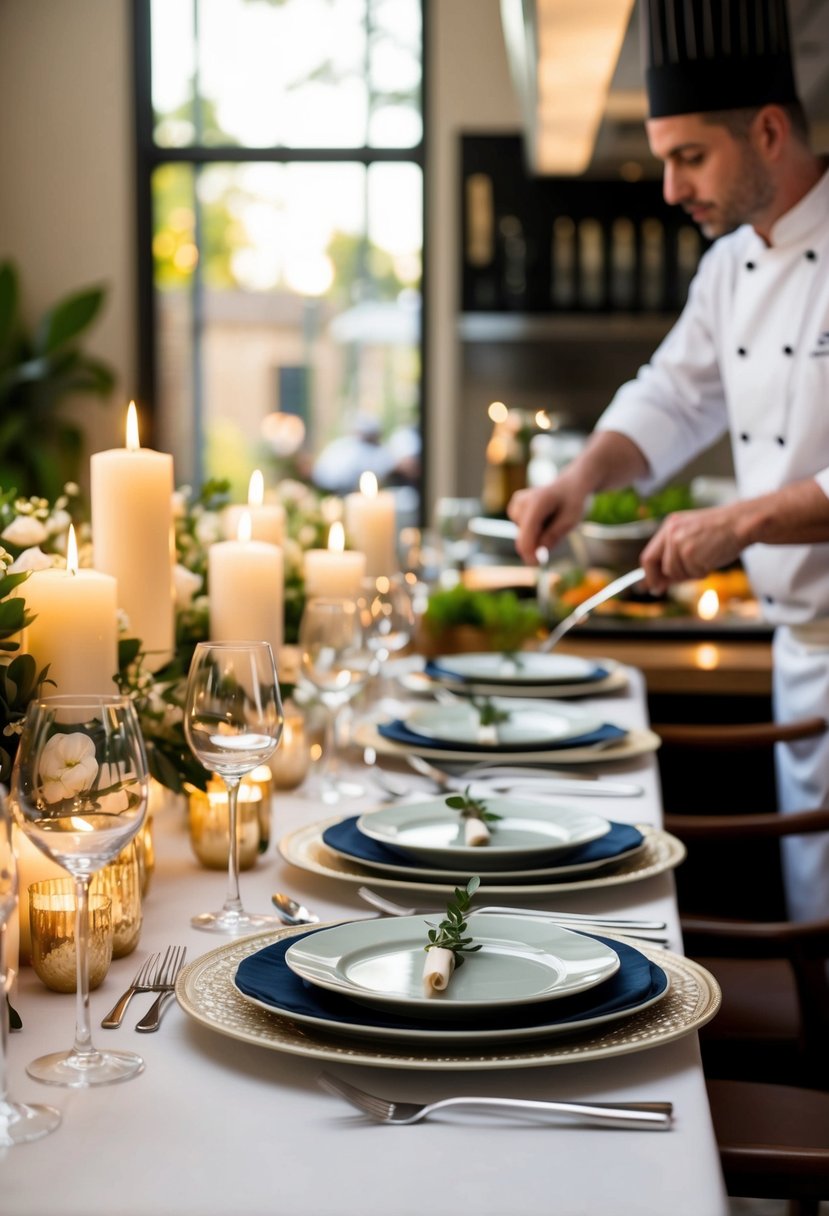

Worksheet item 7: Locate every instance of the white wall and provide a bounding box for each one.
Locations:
[0,0,135,465]
[0,0,520,503]
[425,0,521,509]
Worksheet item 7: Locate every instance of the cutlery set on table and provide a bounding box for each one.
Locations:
[174,648,718,1111]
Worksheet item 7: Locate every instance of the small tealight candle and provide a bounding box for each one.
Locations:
[223,469,285,546]
[187,778,262,870]
[268,704,310,791]
[303,522,366,599]
[344,472,397,578]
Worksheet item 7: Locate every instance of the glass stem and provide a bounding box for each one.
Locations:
[72,876,95,1061]
[222,777,243,915]
[319,703,338,794]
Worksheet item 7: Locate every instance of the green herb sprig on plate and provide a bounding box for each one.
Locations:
[424,876,482,970]
[445,787,501,826]
[470,696,511,728]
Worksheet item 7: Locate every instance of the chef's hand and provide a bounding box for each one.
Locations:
[508,478,587,565]
[639,505,745,594]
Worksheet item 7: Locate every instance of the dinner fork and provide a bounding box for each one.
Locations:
[318,1073,673,1129]
[100,952,161,1028]
[135,946,187,1033]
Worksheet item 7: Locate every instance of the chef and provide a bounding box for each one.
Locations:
[509,0,829,922]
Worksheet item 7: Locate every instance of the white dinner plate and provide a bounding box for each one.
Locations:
[403,701,605,748]
[177,927,720,1069]
[400,660,629,701]
[284,914,620,1018]
[430,651,602,686]
[355,720,660,766]
[356,797,611,870]
[278,818,685,896]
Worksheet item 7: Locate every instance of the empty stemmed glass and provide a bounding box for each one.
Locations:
[298,596,373,804]
[9,695,149,1087]
[184,641,284,934]
[359,574,415,709]
[0,792,62,1140]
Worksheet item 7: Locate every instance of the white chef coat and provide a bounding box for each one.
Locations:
[596,166,829,919]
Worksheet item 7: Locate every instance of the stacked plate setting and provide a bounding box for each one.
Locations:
[233,911,672,1047]
[413,650,626,700]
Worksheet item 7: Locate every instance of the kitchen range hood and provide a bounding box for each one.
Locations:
[501,0,829,177]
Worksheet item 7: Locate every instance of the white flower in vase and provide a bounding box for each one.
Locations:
[2,514,49,547]
[39,732,99,803]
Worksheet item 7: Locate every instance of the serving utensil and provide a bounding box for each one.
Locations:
[356,886,668,940]
[406,754,644,798]
[541,566,646,652]
[318,1072,673,1129]
[271,893,320,926]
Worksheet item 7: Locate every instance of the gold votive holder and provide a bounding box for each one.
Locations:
[269,706,311,791]
[248,765,274,853]
[29,879,113,994]
[91,840,143,958]
[187,777,261,870]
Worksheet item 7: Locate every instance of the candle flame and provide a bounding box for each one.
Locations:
[126,401,141,451]
[237,511,253,543]
[248,469,264,507]
[359,471,378,498]
[697,589,720,620]
[66,524,79,575]
[328,521,345,553]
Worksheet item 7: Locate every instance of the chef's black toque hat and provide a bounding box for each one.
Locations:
[641,0,799,118]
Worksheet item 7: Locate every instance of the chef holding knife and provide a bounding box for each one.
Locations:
[509,0,829,922]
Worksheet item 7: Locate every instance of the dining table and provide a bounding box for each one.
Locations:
[1,664,729,1216]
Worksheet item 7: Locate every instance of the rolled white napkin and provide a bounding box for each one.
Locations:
[464,816,491,846]
[423,947,455,994]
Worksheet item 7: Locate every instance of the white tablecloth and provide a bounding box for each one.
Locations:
[2,668,728,1216]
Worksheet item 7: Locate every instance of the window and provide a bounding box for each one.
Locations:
[133,0,424,520]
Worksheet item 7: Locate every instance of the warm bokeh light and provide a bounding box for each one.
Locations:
[260,412,306,457]
[697,589,720,620]
[359,471,379,498]
[126,401,140,451]
[248,469,265,507]
[488,401,508,424]
[237,511,253,543]
[534,411,552,430]
[694,643,720,671]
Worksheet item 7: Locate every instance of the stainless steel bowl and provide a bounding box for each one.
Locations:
[573,518,659,571]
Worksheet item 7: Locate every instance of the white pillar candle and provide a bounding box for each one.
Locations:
[209,511,284,654]
[90,401,175,670]
[19,526,119,695]
[344,471,397,579]
[223,469,285,546]
[303,521,366,599]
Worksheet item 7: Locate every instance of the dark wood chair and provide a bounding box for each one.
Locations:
[664,807,829,1088]
[653,716,828,919]
[706,1078,829,1216]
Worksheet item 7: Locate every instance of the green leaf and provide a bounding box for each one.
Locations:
[0,597,26,633]
[118,637,143,670]
[35,285,106,355]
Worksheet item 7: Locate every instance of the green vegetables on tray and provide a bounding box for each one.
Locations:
[585,485,694,525]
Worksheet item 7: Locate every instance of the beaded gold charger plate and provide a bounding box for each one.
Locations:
[175,925,720,1071]
[353,721,661,765]
[278,818,685,896]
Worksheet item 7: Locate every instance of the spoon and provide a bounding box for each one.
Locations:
[270,893,320,926]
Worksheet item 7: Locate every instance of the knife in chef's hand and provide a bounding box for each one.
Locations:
[541,567,646,652]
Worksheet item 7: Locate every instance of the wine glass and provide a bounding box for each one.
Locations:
[184,641,284,934]
[298,597,373,804]
[0,792,62,1141]
[9,695,149,1087]
[359,574,416,710]
[433,496,481,569]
